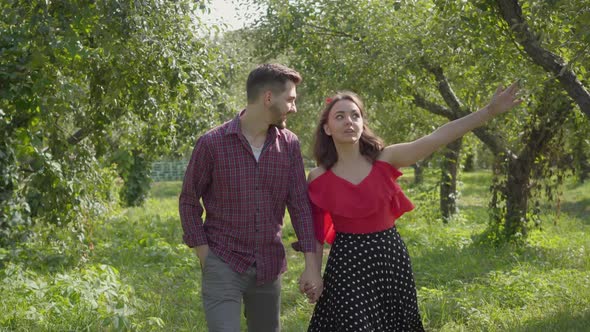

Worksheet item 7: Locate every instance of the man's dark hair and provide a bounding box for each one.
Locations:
[246,64,302,103]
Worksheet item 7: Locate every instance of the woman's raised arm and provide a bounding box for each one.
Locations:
[380,81,522,168]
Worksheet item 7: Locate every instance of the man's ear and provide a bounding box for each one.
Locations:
[263,90,273,106]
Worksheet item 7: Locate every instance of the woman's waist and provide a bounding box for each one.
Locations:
[332,215,396,234]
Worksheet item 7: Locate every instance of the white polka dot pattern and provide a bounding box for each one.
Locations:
[308,227,424,332]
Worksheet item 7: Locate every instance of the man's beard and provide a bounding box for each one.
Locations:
[270,104,286,129]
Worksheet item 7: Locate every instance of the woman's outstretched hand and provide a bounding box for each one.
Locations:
[487,80,523,116]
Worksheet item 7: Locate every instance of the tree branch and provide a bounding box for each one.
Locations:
[67,128,89,145]
[421,62,464,112]
[415,61,517,158]
[412,92,513,157]
[495,0,590,117]
[412,93,454,118]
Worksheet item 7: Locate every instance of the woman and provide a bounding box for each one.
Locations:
[304,83,521,331]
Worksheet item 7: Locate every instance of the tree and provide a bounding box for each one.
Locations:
[245,0,585,241]
[0,0,230,245]
[495,0,590,117]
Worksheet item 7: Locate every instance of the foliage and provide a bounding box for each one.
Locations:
[0,0,231,245]
[1,262,139,330]
[569,110,590,183]
[2,172,589,331]
[241,0,589,241]
[113,149,153,207]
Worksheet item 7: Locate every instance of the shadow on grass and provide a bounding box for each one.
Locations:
[554,198,590,225]
[410,238,584,288]
[509,308,590,332]
[456,205,489,220]
[458,179,492,199]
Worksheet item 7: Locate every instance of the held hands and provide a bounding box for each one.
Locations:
[299,267,323,304]
[486,80,523,117]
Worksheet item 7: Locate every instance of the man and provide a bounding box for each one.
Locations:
[179,63,322,332]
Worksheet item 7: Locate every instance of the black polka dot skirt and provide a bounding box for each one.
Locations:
[308,227,424,332]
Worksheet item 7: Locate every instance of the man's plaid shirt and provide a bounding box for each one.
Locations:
[179,113,315,284]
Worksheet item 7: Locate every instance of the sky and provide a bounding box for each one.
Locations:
[200,0,261,31]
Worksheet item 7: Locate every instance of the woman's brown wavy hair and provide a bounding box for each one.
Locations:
[313,91,384,169]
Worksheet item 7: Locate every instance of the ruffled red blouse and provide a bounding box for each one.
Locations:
[308,160,414,245]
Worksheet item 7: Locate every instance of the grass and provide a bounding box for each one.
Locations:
[1,171,589,331]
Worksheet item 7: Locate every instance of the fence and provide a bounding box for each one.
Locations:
[151,160,189,182]
[152,157,316,182]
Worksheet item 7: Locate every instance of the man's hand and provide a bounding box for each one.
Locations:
[193,245,209,269]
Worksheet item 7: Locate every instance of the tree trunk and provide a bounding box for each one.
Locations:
[499,84,572,240]
[464,153,475,172]
[412,163,424,185]
[440,138,462,222]
[574,139,590,183]
[504,157,531,238]
[411,155,432,185]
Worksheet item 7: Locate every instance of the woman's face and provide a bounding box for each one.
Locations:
[323,99,364,144]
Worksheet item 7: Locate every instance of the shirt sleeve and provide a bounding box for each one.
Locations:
[286,139,316,253]
[179,135,213,247]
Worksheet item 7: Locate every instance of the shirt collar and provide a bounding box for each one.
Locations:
[224,109,282,138]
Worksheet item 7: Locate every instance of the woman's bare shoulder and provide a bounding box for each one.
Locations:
[308,166,327,183]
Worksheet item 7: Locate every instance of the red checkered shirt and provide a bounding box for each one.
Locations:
[179,113,316,284]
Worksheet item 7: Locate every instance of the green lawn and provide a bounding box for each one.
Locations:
[1,171,589,331]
